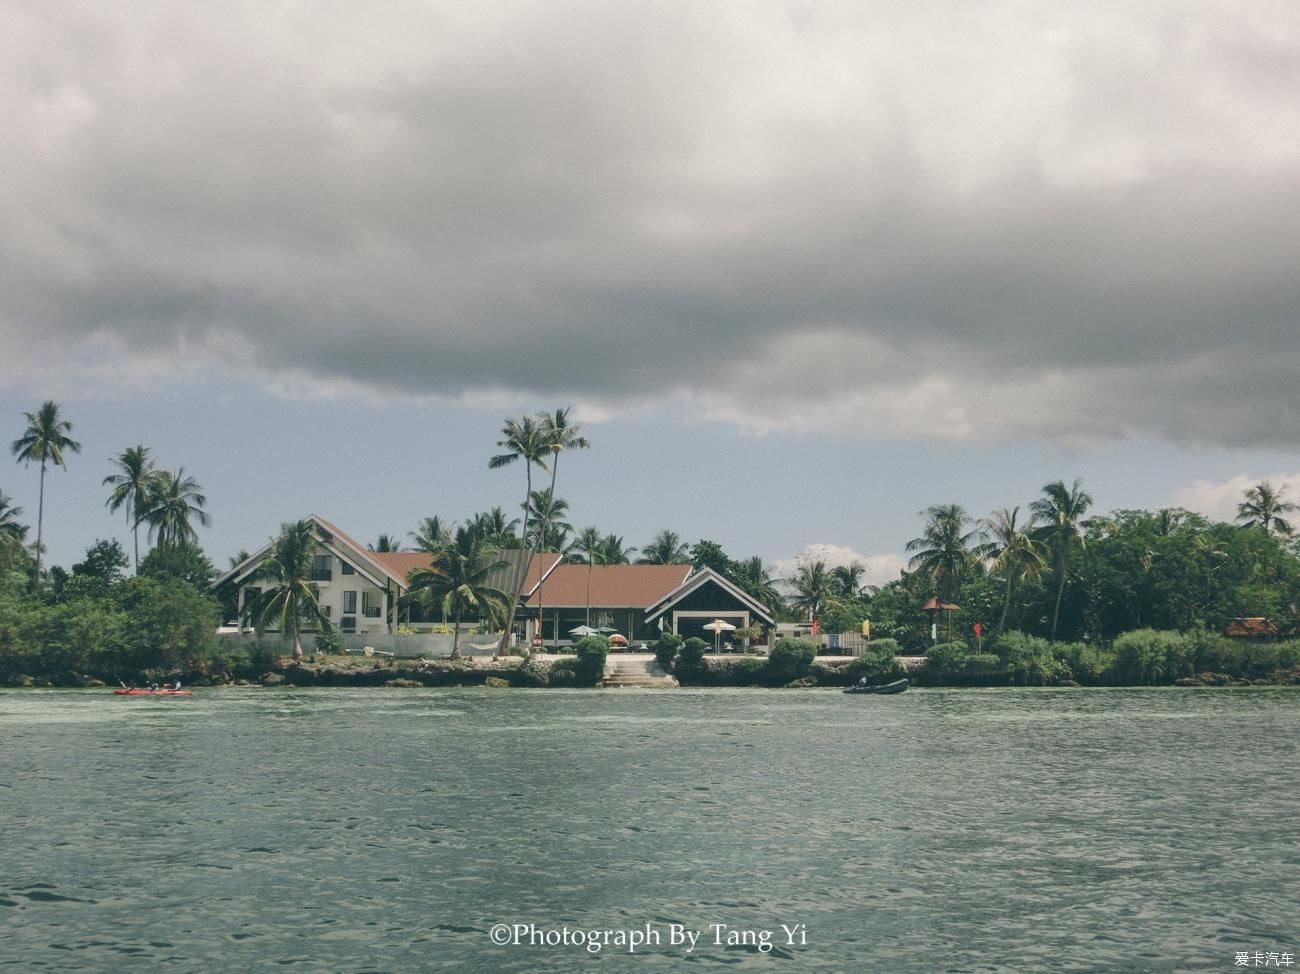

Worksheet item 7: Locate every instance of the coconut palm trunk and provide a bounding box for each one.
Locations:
[999,571,1014,631]
[1050,551,1068,641]
[33,458,46,585]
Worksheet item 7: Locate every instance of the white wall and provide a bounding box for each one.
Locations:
[238,544,390,635]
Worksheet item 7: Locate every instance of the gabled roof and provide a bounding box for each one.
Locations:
[213,517,562,601]
[643,567,776,625]
[213,514,402,592]
[370,551,437,581]
[524,564,692,608]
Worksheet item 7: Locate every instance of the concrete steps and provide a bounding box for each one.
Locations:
[602,657,678,689]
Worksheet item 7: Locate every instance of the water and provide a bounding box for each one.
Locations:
[1,687,1296,973]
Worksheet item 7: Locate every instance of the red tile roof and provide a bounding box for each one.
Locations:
[525,564,692,608]
[371,550,561,591]
[370,551,436,581]
[1224,617,1278,638]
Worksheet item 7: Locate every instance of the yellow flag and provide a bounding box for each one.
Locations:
[861,619,871,638]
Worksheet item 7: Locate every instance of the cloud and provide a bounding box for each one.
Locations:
[3,1,1300,445]
[771,544,905,591]
[1172,472,1300,524]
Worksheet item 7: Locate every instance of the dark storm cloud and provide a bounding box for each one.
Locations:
[3,0,1298,443]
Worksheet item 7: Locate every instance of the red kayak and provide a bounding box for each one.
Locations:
[113,688,192,696]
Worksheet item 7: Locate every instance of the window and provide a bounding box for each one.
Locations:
[341,561,354,575]
[342,591,357,614]
[310,554,332,582]
[322,605,331,618]
[362,592,381,618]
[341,616,356,633]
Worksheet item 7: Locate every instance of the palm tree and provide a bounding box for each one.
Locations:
[732,555,780,611]
[637,530,691,565]
[978,506,1049,631]
[526,488,572,649]
[370,533,403,553]
[1236,481,1297,536]
[538,407,589,544]
[139,467,211,549]
[0,491,30,589]
[905,503,978,602]
[405,526,509,658]
[570,526,604,626]
[103,445,157,572]
[524,488,573,550]
[790,558,834,622]
[529,408,589,649]
[244,520,333,659]
[11,400,81,588]
[411,516,453,554]
[470,507,520,548]
[1031,478,1094,641]
[489,414,550,653]
[596,533,636,566]
[1153,508,1187,537]
[832,562,866,599]
[0,491,25,542]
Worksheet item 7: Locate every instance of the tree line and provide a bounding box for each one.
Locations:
[4,399,1299,680]
[803,479,1300,654]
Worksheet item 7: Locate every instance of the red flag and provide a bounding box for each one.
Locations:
[810,620,820,635]
[973,622,983,638]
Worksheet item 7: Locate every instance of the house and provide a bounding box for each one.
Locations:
[214,515,559,638]
[215,515,776,649]
[523,564,775,646]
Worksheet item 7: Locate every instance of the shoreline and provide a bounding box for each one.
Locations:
[5,652,1297,691]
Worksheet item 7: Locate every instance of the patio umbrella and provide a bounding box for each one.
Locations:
[703,618,737,652]
[595,626,618,635]
[608,634,629,648]
[569,624,598,637]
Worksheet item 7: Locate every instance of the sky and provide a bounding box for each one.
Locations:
[2,0,1299,585]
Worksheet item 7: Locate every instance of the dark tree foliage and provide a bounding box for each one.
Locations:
[140,540,217,591]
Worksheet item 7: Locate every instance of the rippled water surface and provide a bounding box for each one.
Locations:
[1,687,1296,972]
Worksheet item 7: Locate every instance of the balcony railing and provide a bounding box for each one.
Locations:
[309,569,332,582]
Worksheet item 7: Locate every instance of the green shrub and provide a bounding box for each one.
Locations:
[678,637,709,667]
[546,658,581,686]
[1111,629,1197,685]
[572,635,610,684]
[766,638,817,682]
[654,632,683,671]
[1054,640,1117,685]
[923,641,1004,684]
[685,656,769,686]
[925,640,973,670]
[1192,632,1300,678]
[314,629,342,655]
[841,648,903,686]
[991,631,1072,686]
[863,638,900,656]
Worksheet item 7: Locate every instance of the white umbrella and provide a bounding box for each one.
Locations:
[703,618,737,652]
[568,624,599,637]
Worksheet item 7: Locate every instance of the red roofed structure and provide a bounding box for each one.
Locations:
[1223,617,1279,640]
[214,516,777,650]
